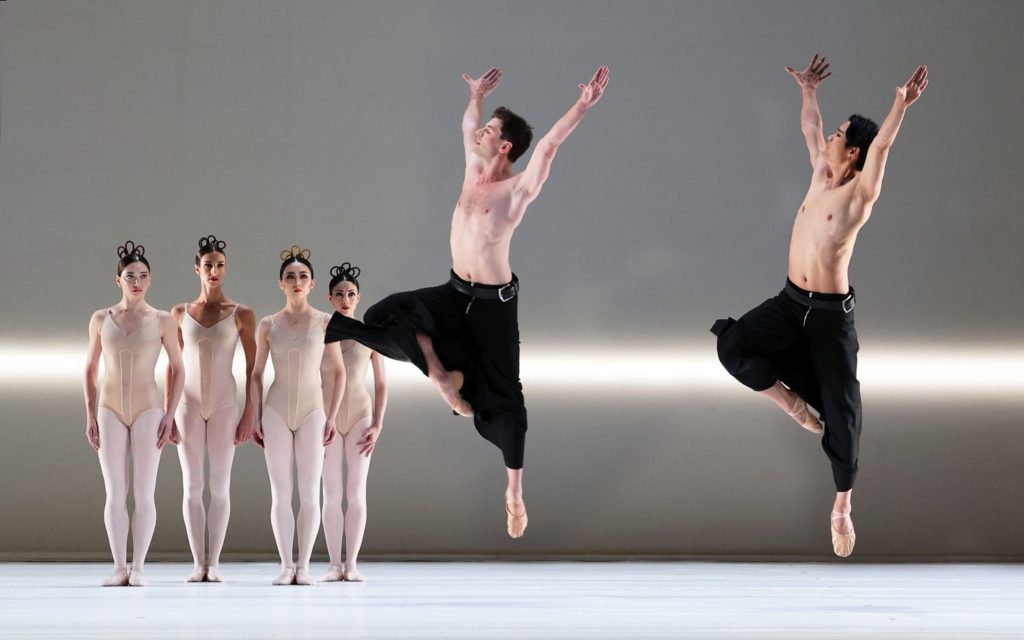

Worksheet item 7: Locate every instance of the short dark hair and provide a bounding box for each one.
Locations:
[328,263,361,293]
[846,114,879,171]
[195,234,227,266]
[491,106,533,163]
[116,241,150,275]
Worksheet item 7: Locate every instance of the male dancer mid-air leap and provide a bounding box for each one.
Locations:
[327,66,609,538]
[712,55,928,556]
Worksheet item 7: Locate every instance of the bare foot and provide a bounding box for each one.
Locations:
[830,510,856,558]
[205,566,225,583]
[505,497,528,539]
[294,568,315,586]
[321,565,345,582]
[272,568,296,586]
[344,565,366,582]
[185,566,206,583]
[101,567,129,587]
[127,570,148,587]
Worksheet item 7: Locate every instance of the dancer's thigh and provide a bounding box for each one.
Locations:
[129,409,165,497]
[97,408,130,493]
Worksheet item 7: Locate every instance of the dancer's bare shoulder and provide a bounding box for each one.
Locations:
[170,303,187,323]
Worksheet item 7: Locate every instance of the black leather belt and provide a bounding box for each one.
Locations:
[784,281,856,314]
[448,271,519,302]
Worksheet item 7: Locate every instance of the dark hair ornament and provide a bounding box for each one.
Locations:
[329,262,361,281]
[198,235,227,252]
[117,241,145,260]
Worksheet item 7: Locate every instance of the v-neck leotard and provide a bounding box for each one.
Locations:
[322,340,372,436]
[265,313,327,432]
[180,306,240,420]
[98,310,163,426]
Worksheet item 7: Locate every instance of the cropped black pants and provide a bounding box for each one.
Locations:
[712,280,862,491]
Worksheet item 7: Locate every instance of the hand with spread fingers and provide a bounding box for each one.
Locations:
[577,66,609,110]
[896,65,929,107]
[462,67,502,99]
[785,53,832,90]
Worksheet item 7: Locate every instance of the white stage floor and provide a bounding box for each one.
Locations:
[2,562,1022,638]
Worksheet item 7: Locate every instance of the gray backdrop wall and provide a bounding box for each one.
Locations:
[1,0,1021,559]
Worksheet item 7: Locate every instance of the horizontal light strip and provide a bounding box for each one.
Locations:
[2,343,1022,397]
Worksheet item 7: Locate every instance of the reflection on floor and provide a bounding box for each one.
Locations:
[3,562,1022,638]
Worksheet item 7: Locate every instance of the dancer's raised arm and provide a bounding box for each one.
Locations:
[785,53,831,168]
[461,67,502,174]
[517,66,609,202]
[858,65,929,203]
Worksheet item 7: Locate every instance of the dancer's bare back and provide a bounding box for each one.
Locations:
[451,66,609,285]
[785,55,929,293]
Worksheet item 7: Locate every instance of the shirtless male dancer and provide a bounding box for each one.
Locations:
[712,55,928,556]
[326,66,609,537]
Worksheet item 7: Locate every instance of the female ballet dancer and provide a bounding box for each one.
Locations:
[251,246,345,586]
[320,263,388,583]
[170,235,257,583]
[83,241,184,586]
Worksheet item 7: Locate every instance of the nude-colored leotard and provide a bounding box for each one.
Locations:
[321,340,372,436]
[98,309,163,426]
[180,306,239,420]
[265,314,327,432]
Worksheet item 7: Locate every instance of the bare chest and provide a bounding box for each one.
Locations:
[795,187,859,238]
[453,184,519,238]
[457,183,513,218]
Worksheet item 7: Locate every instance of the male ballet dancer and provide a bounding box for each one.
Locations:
[327,66,609,537]
[712,55,928,556]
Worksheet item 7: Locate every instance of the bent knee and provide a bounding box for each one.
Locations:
[713,319,742,371]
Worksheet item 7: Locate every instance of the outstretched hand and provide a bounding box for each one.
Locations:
[577,66,609,109]
[896,65,929,106]
[785,53,831,89]
[462,67,502,99]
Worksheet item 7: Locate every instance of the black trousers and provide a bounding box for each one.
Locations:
[711,280,862,491]
[325,272,527,469]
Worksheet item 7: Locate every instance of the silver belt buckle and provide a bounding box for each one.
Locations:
[842,295,855,314]
[498,282,516,302]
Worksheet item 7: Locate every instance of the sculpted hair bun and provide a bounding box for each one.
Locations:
[198,235,227,252]
[117,241,145,260]
[329,262,361,280]
[280,245,311,262]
